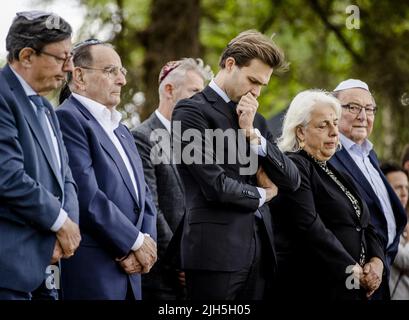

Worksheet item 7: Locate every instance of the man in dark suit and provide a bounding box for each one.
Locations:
[0,11,81,300]
[133,58,212,299]
[56,40,157,300]
[172,30,301,300]
[329,79,407,299]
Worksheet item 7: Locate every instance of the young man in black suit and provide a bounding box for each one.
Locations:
[172,30,300,300]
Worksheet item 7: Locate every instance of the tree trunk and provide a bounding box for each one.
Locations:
[140,0,201,121]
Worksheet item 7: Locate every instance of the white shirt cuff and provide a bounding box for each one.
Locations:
[257,187,266,207]
[249,129,267,156]
[131,232,145,251]
[50,209,68,232]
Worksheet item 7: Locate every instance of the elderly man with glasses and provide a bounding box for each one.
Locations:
[329,79,407,300]
[0,11,81,300]
[56,39,157,300]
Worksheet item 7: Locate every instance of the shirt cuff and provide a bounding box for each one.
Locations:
[50,208,68,232]
[257,187,266,207]
[131,232,145,251]
[249,129,267,156]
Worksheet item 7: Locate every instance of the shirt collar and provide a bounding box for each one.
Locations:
[340,133,373,156]
[155,109,171,133]
[72,93,122,130]
[9,65,38,97]
[209,79,231,103]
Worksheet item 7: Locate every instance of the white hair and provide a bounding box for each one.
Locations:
[158,58,213,96]
[277,89,342,153]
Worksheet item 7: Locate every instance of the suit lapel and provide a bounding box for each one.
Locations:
[43,99,65,187]
[4,65,63,192]
[369,150,407,229]
[202,86,248,162]
[115,125,144,210]
[148,113,172,161]
[334,148,383,209]
[328,160,367,224]
[203,86,238,129]
[149,113,185,190]
[71,97,140,207]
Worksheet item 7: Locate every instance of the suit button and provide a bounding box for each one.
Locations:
[134,208,139,213]
[356,226,361,232]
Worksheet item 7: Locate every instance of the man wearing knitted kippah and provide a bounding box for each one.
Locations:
[132,58,212,300]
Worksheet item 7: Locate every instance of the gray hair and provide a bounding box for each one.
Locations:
[277,89,342,153]
[158,58,213,95]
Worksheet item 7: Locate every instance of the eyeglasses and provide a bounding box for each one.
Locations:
[38,50,73,65]
[341,103,377,115]
[79,65,127,78]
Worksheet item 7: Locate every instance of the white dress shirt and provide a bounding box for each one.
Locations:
[72,93,144,250]
[208,80,267,207]
[155,109,171,133]
[340,134,397,247]
[10,66,67,232]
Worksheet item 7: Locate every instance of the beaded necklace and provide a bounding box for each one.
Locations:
[306,152,366,266]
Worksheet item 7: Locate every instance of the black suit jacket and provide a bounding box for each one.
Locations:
[133,112,186,297]
[329,146,407,299]
[172,86,300,272]
[271,151,385,300]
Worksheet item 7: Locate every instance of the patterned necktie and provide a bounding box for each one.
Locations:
[29,95,60,177]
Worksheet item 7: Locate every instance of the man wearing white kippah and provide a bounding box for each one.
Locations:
[329,79,407,299]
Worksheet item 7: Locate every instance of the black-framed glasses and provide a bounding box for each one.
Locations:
[78,65,127,78]
[341,103,377,116]
[38,50,73,65]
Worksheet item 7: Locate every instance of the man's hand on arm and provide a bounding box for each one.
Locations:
[50,240,64,264]
[117,254,143,275]
[360,257,383,298]
[133,234,157,274]
[178,271,186,287]
[56,217,81,258]
[257,166,278,202]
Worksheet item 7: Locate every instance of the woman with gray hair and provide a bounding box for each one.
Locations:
[270,89,385,300]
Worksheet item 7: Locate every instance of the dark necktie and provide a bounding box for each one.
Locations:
[227,100,237,119]
[29,95,60,177]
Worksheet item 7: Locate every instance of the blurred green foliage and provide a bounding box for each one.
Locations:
[38,0,409,160]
